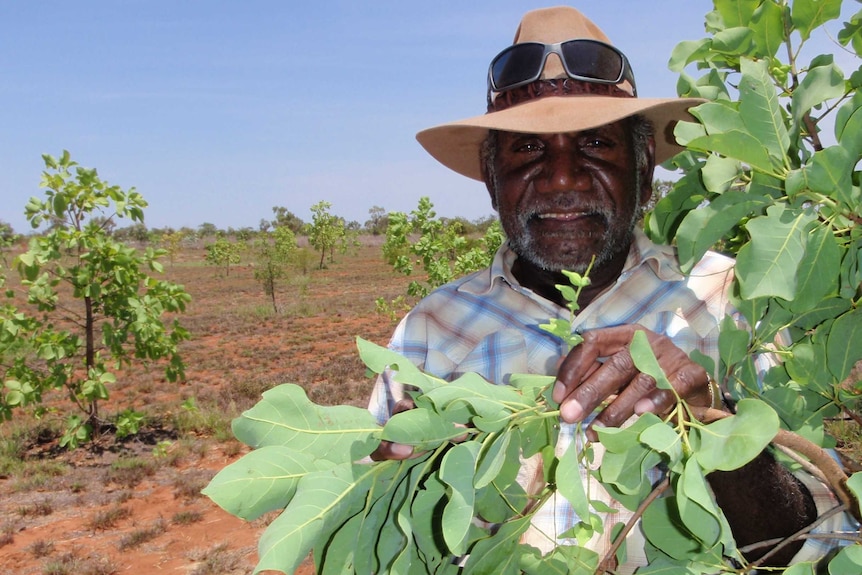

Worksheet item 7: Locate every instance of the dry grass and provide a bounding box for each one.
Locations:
[41,550,118,575]
[188,542,247,575]
[88,506,132,531]
[117,517,167,551]
[105,457,157,488]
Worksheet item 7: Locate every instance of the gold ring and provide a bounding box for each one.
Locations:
[707,378,722,410]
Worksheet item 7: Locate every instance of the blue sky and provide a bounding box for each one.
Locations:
[0,2,851,234]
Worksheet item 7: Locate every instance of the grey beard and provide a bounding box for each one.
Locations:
[508,220,637,273]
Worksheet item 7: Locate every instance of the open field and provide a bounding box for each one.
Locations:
[1,236,859,575]
[0,238,412,575]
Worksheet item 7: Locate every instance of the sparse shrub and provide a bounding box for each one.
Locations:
[41,550,117,575]
[172,469,211,500]
[106,457,155,488]
[87,506,132,531]
[18,499,54,517]
[29,539,55,558]
[172,510,204,525]
[117,517,167,551]
[188,542,245,575]
[0,523,14,547]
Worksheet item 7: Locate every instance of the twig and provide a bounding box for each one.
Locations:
[745,503,850,571]
[597,478,671,574]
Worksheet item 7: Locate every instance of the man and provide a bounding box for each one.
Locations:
[369,6,851,571]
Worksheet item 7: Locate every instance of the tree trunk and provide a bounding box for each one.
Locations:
[84,295,98,422]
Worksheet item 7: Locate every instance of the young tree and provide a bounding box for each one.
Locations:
[160,230,187,268]
[2,151,191,447]
[307,200,342,269]
[204,236,243,276]
[382,196,504,298]
[252,226,297,313]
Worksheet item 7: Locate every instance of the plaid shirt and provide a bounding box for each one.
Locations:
[368,230,854,572]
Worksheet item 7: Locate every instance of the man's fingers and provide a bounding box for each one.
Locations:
[370,440,414,461]
[554,324,711,425]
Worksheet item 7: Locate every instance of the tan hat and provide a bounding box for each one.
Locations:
[415,6,704,181]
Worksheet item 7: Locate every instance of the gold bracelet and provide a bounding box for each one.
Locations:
[707,378,722,410]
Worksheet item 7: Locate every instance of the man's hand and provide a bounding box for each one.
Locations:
[551,325,712,433]
[370,398,417,461]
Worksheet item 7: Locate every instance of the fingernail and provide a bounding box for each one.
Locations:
[552,380,565,403]
[390,443,414,459]
[634,397,655,415]
[561,399,585,423]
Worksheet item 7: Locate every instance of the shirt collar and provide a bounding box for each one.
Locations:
[462,228,684,297]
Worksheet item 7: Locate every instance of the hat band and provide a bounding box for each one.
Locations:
[488,78,633,112]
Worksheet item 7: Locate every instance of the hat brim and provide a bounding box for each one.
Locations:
[416,96,704,181]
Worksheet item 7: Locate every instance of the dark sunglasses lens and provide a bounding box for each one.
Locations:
[491,43,546,90]
[560,41,623,82]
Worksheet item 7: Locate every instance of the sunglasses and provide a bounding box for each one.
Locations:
[488,39,637,96]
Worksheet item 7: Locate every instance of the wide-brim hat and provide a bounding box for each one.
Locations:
[416,6,704,182]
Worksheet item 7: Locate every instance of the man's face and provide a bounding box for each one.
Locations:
[487,119,649,273]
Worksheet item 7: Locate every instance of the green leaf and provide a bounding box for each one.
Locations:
[675,459,722,547]
[254,463,382,575]
[711,27,753,55]
[786,342,830,388]
[826,307,862,382]
[787,297,851,331]
[718,314,751,374]
[791,59,846,132]
[629,330,673,390]
[675,190,770,272]
[694,399,779,472]
[736,204,815,300]
[232,383,380,462]
[784,562,817,575]
[474,430,514,489]
[422,372,530,432]
[202,446,330,520]
[827,543,862,574]
[556,440,590,521]
[791,0,842,41]
[475,475,527,524]
[361,457,430,573]
[700,154,741,194]
[846,472,862,510]
[749,0,786,57]
[713,0,758,28]
[440,441,481,555]
[356,337,446,393]
[462,517,532,575]
[761,385,832,444]
[641,497,703,561]
[834,92,862,159]
[52,193,68,218]
[689,100,745,134]
[686,130,774,173]
[640,422,683,467]
[739,58,789,164]
[410,473,451,562]
[668,39,711,73]
[381,408,463,450]
[787,224,841,312]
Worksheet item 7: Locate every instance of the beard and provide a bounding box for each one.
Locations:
[503,195,641,274]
